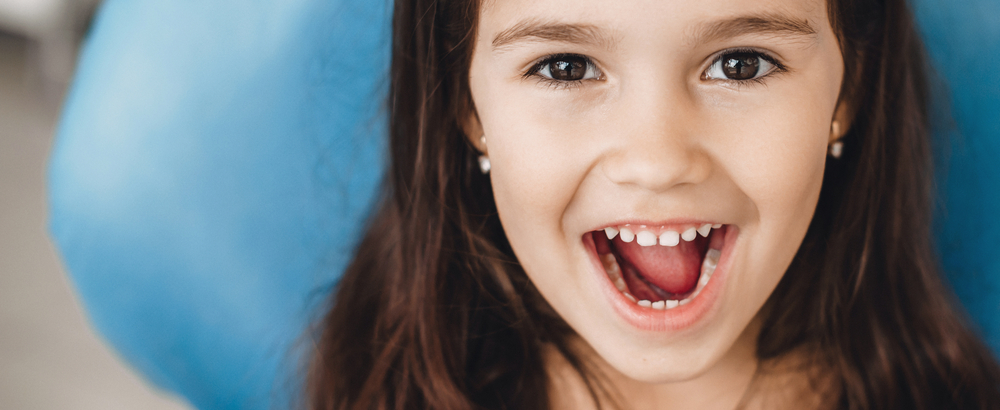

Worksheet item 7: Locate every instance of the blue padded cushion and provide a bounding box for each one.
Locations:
[49,0,389,408]
[48,0,999,409]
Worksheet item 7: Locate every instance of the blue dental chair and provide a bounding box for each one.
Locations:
[47,1,1000,409]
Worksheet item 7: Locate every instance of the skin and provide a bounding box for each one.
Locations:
[465,0,849,407]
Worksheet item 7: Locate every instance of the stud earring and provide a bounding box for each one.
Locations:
[478,155,491,174]
[828,140,844,159]
[478,135,491,174]
[828,120,844,159]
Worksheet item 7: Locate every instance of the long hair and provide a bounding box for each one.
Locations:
[306,0,1000,408]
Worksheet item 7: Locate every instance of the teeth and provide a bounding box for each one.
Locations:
[697,224,712,237]
[601,253,615,265]
[658,230,680,247]
[651,300,665,310]
[614,277,627,291]
[605,227,619,240]
[607,262,621,276]
[620,227,635,243]
[602,254,624,294]
[636,230,657,246]
[607,224,724,246]
[666,300,679,309]
[637,300,652,307]
[704,249,721,270]
[624,293,636,302]
[601,253,620,273]
[681,227,697,241]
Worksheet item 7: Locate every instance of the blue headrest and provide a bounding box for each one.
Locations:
[49,0,389,408]
[48,0,1000,409]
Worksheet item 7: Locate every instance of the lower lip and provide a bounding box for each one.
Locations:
[583,226,739,332]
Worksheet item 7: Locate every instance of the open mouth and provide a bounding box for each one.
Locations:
[589,224,726,310]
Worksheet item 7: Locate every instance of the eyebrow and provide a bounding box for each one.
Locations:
[492,20,617,52]
[491,13,816,53]
[690,13,817,44]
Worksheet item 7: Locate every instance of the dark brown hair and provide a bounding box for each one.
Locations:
[306,0,1000,408]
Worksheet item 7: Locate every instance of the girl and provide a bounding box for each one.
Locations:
[308,0,1000,408]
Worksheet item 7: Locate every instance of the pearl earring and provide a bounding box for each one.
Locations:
[478,135,491,174]
[829,120,844,159]
[829,141,844,159]
[478,155,491,174]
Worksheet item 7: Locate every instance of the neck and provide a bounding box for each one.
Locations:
[547,318,829,410]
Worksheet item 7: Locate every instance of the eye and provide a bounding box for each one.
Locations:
[532,54,601,82]
[704,50,780,81]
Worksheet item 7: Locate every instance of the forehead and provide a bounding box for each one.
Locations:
[479,0,828,50]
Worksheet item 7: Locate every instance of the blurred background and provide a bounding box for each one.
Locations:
[0,0,190,408]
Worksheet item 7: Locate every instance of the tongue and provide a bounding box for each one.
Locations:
[613,235,706,296]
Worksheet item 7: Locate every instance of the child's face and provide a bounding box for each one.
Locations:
[468,0,844,384]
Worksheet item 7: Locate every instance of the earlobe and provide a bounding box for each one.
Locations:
[828,101,852,159]
[829,100,853,144]
[463,112,490,174]
[462,112,486,153]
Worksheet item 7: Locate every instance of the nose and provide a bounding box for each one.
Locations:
[600,87,712,193]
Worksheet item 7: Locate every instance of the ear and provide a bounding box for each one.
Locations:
[830,98,854,144]
[462,110,486,153]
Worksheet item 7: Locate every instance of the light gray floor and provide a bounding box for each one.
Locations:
[0,33,192,410]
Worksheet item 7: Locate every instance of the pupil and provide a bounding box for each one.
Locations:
[549,57,587,81]
[722,53,760,80]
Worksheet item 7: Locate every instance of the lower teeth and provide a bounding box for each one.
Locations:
[601,247,721,309]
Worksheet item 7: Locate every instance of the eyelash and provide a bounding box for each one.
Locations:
[522,48,788,90]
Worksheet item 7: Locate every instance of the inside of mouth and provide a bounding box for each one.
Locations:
[592,226,725,303]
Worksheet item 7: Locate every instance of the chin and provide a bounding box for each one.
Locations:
[599,344,724,383]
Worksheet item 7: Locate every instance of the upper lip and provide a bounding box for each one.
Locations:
[586,219,726,233]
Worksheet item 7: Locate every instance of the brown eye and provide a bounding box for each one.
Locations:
[704,50,778,82]
[722,53,760,80]
[548,57,587,80]
[535,54,600,82]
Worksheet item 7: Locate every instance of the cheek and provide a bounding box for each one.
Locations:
[478,84,604,242]
[724,111,827,219]
[709,95,831,308]
[488,114,591,285]
[474,84,611,307]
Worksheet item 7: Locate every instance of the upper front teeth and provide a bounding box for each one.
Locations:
[697,224,712,237]
[604,226,619,240]
[604,223,723,247]
[681,227,697,242]
[658,231,680,246]
[620,227,635,242]
[636,231,657,246]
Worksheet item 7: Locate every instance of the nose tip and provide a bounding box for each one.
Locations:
[599,77,713,193]
[601,139,712,193]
